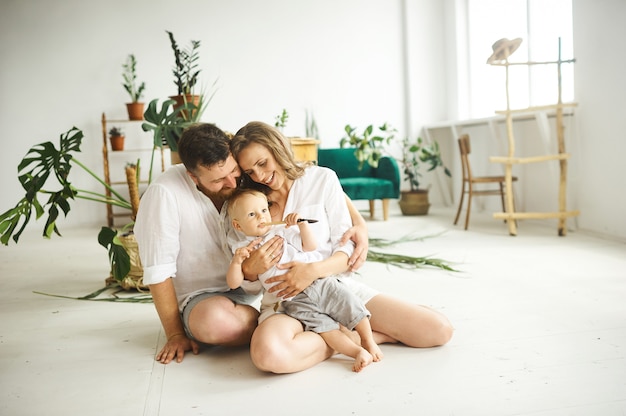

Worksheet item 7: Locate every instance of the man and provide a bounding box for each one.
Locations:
[134,123,368,364]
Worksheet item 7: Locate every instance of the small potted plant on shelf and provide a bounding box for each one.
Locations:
[109,126,125,151]
[122,54,146,120]
[397,136,451,215]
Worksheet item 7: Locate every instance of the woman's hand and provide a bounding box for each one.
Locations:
[155,333,199,364]
[267,261,318,299]
[242,235,283,277]
[341,222,369,271]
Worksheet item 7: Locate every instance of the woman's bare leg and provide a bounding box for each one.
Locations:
[250,314,333,374]
[366,294,454,347]
[188,296,259,346]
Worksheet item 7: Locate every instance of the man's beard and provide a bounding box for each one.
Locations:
[196,179,240,200]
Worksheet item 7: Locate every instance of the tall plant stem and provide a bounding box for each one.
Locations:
[71,158,129,203]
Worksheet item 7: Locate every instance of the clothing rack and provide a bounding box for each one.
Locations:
[488,38,579,236]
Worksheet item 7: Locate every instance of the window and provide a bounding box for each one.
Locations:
[465,0,574,119]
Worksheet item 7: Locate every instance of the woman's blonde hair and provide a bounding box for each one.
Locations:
[231,121,310,189]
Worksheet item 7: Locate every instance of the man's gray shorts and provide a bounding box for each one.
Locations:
[181,288,259,342]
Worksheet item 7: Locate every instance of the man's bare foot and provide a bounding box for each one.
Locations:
[362,338,384,362]
[353,349,373,372]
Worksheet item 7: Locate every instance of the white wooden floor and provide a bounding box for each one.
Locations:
[1,205,625,416]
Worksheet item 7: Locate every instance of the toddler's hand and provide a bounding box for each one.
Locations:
[233,247,251,264]
[283,212,300,228]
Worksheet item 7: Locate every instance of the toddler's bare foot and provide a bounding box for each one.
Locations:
[353,349,373,372]
[362,338,384,362]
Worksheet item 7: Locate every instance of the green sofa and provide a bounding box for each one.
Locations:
[317,148,400,221]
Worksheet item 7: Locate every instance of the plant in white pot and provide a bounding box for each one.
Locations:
[397,136,451,215]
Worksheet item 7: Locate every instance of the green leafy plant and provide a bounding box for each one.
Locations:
[0,127,132,281]
[166,31,201,95]
[399,136,451,191]
[108,126,123,137]
[141,96,206,147]
[97,224,134,283]
[340,123,396,169]
[122,54,146,103]
[274,108,289,130]
[141,95,212,181]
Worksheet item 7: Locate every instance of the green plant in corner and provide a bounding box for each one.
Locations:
[122,54,146,103]
[166,31,201,95]
[399,136,451,192]
[340,123,396,169]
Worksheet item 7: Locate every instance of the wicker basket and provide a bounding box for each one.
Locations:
[104,232,147,291]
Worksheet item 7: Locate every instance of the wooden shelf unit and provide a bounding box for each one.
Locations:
[101,113,165,227]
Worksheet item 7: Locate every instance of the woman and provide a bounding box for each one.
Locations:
[230,121,453,374]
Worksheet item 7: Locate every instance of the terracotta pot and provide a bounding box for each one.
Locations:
[169,94,201,120]
[398,189,431,215]
[110,135,125,151]
[126,102,145,121]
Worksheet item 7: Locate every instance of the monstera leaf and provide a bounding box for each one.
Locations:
[0,127,135,283]
[0,128,82,244]
[97,226,131,283]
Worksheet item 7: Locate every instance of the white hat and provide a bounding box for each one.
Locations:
[486,38,523,64]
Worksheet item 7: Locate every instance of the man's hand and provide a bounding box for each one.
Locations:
[155,333,199,364]
[341,223,369,271]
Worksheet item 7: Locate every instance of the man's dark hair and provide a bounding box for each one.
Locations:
[177,123,231,173]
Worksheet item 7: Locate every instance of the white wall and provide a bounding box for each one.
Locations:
[1,0,444,231]
[1,0,624,241]
[571,0,626,240]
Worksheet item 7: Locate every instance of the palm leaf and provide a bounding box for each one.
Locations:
[369,231,446,248]
[34,284,153,303]
[366,249,458,272]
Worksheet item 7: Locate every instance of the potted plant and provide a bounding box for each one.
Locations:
[141,95,208,165]
[166,30,202,110]
[122,54,146,120]
[397,136,451,215]
[340,123,396,169]
[108,126,125,151]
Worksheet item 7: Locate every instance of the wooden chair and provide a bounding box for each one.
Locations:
[454,134,518,230]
